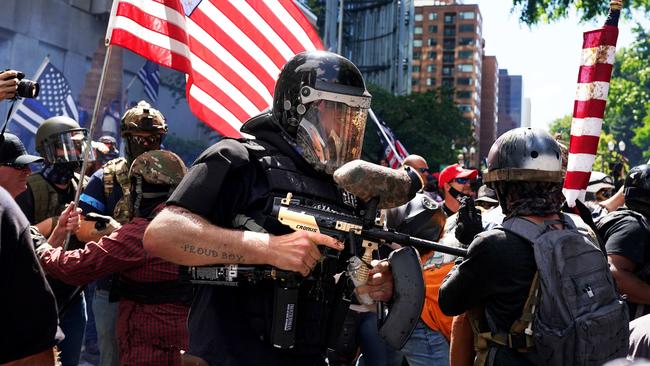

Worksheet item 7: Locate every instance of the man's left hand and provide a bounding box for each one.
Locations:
[356,260,393,303]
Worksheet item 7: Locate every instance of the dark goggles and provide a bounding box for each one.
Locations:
[129,135,162,146]
[0,162,29,170]
[454,177,470,184]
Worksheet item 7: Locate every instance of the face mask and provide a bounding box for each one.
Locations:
[448,185,470,200]
[125,135,162,162]
[42,162,79,185]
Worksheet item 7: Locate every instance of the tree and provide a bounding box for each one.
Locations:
[363,84,472,170]
[511,0,650,25]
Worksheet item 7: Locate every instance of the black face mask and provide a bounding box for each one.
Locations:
[42,162,80,186]
[448,185,470,200]
[125,135,162,163]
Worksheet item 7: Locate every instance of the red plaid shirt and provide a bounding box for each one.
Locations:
[39,217,189,365]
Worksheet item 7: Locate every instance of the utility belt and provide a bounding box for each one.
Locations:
[187,263,354,352]
[109,276,193,305]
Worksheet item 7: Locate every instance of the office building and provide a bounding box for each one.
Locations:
[497,69,523,136]
[480,55,498,162]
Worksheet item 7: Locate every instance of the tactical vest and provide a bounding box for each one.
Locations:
[226,137,358,354]
[103,157,132,224]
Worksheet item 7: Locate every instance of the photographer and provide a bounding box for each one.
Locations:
[0,70,19,101]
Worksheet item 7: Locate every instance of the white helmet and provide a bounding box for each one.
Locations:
[587,171,615,193]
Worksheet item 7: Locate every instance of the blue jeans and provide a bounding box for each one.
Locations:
[59,293,87,366]
[356,312,403,366]
[400,320,450,366]
[93,289,119,366]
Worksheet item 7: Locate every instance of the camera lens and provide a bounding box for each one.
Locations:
[16,79,39,99]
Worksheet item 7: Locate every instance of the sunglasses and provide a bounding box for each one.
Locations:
[0,162,29,170]
[418,167,430,174]
[129,135,162,146]
[454,177,470,184]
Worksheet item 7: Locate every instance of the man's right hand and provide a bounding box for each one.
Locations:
[268,231,344,276]
[0,70,18,101]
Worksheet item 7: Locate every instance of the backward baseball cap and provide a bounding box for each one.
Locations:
[0,133,43,165]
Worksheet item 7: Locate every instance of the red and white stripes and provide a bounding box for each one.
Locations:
[563,26,618,206]
[106,0,323,137]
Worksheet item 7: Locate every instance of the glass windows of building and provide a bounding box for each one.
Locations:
[442,66,453,76]
[413,51,421,59]
[443,52,454,63]
[458,64,473,72]
[457,91,472,99]
[415,13,423,22]
[459,11,475,20]
[428,12,438,20]
[414,27,423,34]
[442,78,454,88]
[427,64,436,72]
[413,65,421,72]
[444,13,456,24]
[428,38,437,46]
[459,104,472,112]
[459,24,474,33]
[428,51,437,59]
[426,77,435,86]
[414,39,423,47]
[458,50,473,59]
[443,26,456,36]
[428,25,438,33]
[457,77,474,85]
[459,38,475,46]
[443,39,455,49]
[413,78,420,85]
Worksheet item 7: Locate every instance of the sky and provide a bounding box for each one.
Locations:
[473,0,649,130]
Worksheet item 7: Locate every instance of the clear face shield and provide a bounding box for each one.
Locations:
[41,129,95,164]
[296,87,370,174]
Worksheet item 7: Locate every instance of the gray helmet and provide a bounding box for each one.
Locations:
[483,127,563,183]
[36,116,92,164]
[624,164,650,215]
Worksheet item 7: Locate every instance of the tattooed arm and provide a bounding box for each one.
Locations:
[143,206,344,277]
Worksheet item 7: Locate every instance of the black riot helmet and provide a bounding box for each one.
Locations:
[272,51,372,174]
[483,127,563,184]
[624,164,650,216]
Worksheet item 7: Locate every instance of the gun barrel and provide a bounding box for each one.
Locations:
[361,229,468,257]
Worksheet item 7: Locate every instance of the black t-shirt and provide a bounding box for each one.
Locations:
[0,187,59,363]
[168,121,338,365]
[599,210,650,318]
[439,228,537,365]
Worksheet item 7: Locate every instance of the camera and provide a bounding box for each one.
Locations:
[3,70,39,99]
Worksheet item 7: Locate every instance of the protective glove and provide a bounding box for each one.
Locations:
[455,196,483,247]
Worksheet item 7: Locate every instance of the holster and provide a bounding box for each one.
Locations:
[378,246,425,349]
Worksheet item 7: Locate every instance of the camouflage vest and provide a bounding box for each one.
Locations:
[28,173,85,224]
[103,157,132,224]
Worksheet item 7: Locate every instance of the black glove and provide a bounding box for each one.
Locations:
[455,196,483,247]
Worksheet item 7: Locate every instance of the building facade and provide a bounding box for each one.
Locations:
[480,55,498,162]
[497,68,523,136]
[411,0,484,155]
[322,0,414,95]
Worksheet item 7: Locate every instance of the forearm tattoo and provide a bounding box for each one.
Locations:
[182,244,244,262]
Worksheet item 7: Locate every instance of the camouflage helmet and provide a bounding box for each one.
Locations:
[129,150,186,187]
[121,101,168,137]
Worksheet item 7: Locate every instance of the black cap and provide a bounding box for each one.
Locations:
[0,133,43,165]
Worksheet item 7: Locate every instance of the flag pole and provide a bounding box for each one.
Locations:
[368,109,404,165]
[63,44,114,250]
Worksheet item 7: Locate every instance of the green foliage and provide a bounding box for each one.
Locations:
[605,26,650,165]
[548,114,572,142]
[511,0,650,25]
[362,84,472,170]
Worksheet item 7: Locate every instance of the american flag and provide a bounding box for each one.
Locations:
[563,2,621,206]
[371,110,409,169]
[106,0,323,137]
[8,58,79,154]
[137,60,160,103]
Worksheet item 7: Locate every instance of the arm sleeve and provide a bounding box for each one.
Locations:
[167,140,252,222]
[78,169,108,215]
[38,222,148,286]
[439,235,497,316]
[604,217,648,266]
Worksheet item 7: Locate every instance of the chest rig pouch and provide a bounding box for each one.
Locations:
[186,138,359,354]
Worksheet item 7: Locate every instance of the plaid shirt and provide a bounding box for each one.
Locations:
[38,217,189,365]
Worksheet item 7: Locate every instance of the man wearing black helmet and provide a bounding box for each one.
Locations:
[439,128,627,366]
[597,164,650,320]
[143,51,393,366]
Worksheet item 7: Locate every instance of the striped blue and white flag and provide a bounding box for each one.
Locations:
[8,58,79,154]
[137,60,160,103]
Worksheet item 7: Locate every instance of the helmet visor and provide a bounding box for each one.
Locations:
[41,129,95,164]
[296,100,367,174]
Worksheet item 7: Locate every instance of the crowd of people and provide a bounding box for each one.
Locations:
[1,51,649,366]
